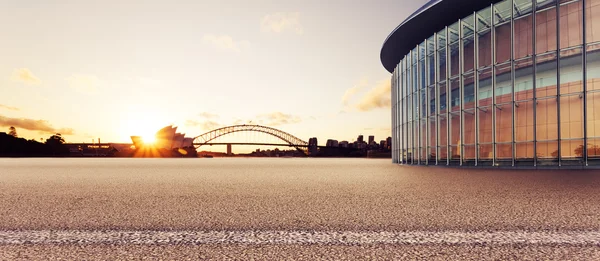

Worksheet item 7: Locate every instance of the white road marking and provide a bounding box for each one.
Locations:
[1,230,599,245]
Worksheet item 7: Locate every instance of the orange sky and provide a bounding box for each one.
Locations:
[0,0,427,151]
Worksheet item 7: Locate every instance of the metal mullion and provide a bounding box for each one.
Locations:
[459,18,465,166]
[425,40,430,165]
[491,3,497,166]
[474,11,480,166]
[583,0,589,166]
[556,0,561,166]
[532,0,538,167]
[417,44,421,166]
[446,26,451,166]
[511,0,516,166]
[434,32,440,165]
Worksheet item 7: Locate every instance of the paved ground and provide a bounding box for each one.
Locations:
[0,158,599,259]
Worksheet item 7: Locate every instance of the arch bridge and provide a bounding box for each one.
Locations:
[192,125,310,155]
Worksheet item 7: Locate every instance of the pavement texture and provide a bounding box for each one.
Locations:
[0,158,599,259]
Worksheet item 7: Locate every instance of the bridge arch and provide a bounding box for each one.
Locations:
[192,125,309,155]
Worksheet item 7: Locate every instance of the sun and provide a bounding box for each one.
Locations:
[142,134,156,144]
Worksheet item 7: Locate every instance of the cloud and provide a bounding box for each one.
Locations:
[261,12,304,35]
[0,115,74,135]
[202,34,250,53]
[11,68,41,85]
[257,112,302,126]
[198,112,219,120]
[67,74,100,94]
[356,80,391,112]
[0,104,19,111]
[342,86,362,106]
[186,119,221,131]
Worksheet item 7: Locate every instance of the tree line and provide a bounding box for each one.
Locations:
[0,126,69,156]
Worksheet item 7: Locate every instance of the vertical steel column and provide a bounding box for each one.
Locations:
[474,11,480,167]
[434,32,440,165]
[425,40,430,165]
[491,3,497,166]
[459,19,465,166]
[532,0,538,167]
[511,0,516,167]
[446,26,451,166]
[556,0,562,167]
[583,0,589,166]
[417,44,421,165]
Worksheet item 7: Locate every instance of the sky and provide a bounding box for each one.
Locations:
[0,0,427,150]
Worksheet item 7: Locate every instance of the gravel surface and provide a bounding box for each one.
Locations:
[1,158,599,259]
[2,245,600,260]
[1,230,600,245]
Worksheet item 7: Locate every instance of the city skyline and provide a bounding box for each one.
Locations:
[0,0,428,148]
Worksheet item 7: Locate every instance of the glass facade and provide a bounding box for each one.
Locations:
[391,0,600,167]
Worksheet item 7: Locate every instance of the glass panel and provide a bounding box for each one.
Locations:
[463,14,475,38]
[514,15,534,59]
[559,0,583,49]
[464,109,476,145]
[496,143,513,159]
[588,92,600,137]
[429,86,437,116]
[559,47,583,94]
[478,6,493,32]
[478,67,493,106]
[427,54,435,86]
[449,41,460,76]
[439,48,447,80]
[479,106,493,143]
[536,52,558,97]
[536,6,558,54]
[450,146,460,161]
[450,112,460,146]
[516,142,535,159]
[478,30,493,67]
[463,34,475,72]
[515,0,534,17]
[537,97,559,140]
[464,145,476,160]
[420,59,426,90]
[537,141,559,159]
[496,22,512,63]
[439,81,447,113]
[496,103,514,143]
[438,29,447,49]
[515,58,535,100]
[495,62,513,103]
[515,100,535,142]
[463,73,476,109]
[450,77,461,111]
[439,115,448,148]
[537,0,556,8]
[560,94,584,139]
[420,120,428,161]
[495,0,513,25]
[561,139,584,160]
[420,89,427,118]
[427,36,435,55]
[586,43,600,91]
[589,138,600,158]
[429,117,437,148]
[479,144,494,160]
[449,21,460,43]
[419,42,426,60]
[585,0,600,43]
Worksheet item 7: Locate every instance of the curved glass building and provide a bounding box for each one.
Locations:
[383,0,600,167]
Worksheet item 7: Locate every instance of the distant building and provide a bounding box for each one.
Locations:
[368,135,375,145]
[326,139,339,147]
[131,125,194,150]
[308,137,318,156]
[357,135,364,143]
[339,141,349,148]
